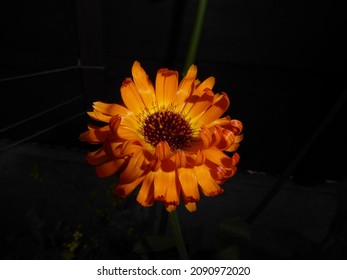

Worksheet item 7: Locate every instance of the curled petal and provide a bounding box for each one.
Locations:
[200,126,213,148]
[231,152,240,166]
[211,125,223,147]
[225,135,243,152]
[213,166,227,182]
[230,119,243,135]
[155,141,172,161]
[235,134,243,143]
[173,150,187,169]
[225,143,240,152]
[194,149,206,166]
[209,116,232,128]
[219,129,236,150]
[147,157,161,171]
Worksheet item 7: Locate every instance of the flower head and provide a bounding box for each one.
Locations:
[80,61,243,212]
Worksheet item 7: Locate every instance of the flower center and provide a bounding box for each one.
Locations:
[142,110,192,150]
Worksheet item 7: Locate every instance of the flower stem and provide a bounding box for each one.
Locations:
[169,210,189,259]
[182,0,209,75]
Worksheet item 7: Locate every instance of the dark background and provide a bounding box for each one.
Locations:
[0,0,346,260]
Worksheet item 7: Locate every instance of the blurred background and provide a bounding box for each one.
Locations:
[0,0,346,259]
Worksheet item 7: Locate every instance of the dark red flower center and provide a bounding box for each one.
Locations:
[143,110,192,150]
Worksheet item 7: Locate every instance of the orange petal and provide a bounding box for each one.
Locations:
[93,102,131,118]
[195,92,230,127]
[155,68,178,107]
[165,204,177,212]
[204,159,230,182]
[136,172,155,207]
[95,158,125,178]
[87,110,111,123]
[119,149,146,184]
[132,61,156,109]
[210,125,222,147]
[94,103,138,133]
[231,152,240,166]
[194,149,206,166]
[121,78,146,115]
[119,139,143,157]
[186,89,214,121]
[109,115,141,140]
[182,76,215,115]
[109,115,122,135]
[115,175,144,197]
[155,141,172,161]
[103,141,123,158]
[225,143,240,152]
[194,76,215,96]
[203,148,236,168]
[173,150,187,169]
[117,125,142,140]
[175,64,197,110]
[210,116,232,127]
[230,119,243,135]
[178,168,200,202]
[218,129,235,150]
[185,202,196,212]
[200,126,212,148]
[154,169,180,205]
[194,165,224,196]
[85,148,108,166]
[80,126,110,144]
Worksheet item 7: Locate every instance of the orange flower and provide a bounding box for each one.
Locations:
[80,61,243,212]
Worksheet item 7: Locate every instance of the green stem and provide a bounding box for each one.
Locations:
[169,211,189,259]
[182,0,209,75]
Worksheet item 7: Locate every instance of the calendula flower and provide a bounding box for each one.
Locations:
[80,61,243,212]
